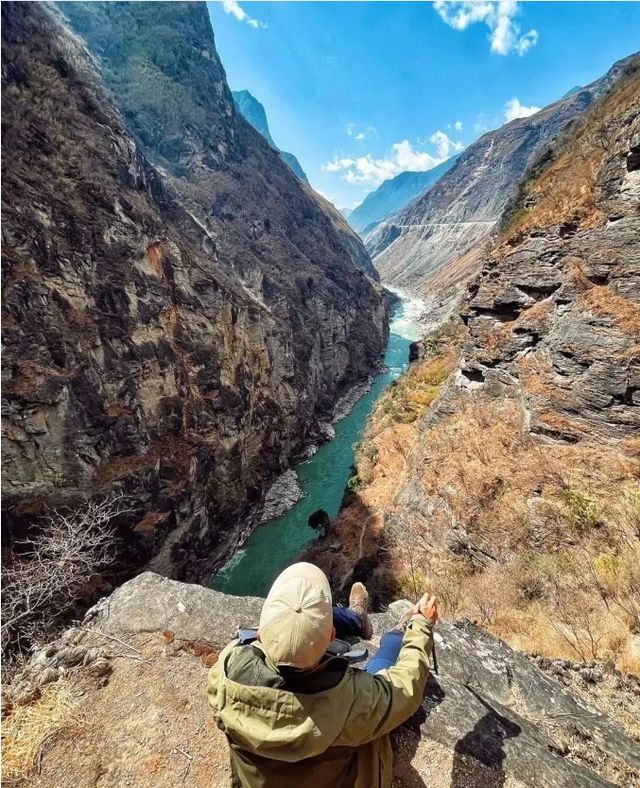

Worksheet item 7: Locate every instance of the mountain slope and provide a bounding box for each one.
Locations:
[348,154,460,234]
[1,2,387,583]
[232,89,308,182]
[368,54,639,311]
[228,89,381,278]
[315,57,640,677]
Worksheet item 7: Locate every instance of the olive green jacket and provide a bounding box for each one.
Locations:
[207,617,433,787]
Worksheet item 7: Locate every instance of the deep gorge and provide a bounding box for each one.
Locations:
[211,291,425,596]
[1,1,388,590]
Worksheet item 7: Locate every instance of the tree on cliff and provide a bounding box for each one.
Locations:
[1,497,125,672]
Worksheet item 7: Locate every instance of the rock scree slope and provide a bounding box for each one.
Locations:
[7,572,640,787]
[1,1,387,582]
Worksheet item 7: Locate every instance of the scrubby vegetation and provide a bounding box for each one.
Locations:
[500,57,640,236]
[345,322,463,495]
[1,497,124,677]
[355,393,640,671]
[330,399,640,666]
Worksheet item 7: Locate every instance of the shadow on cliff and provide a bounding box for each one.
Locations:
[391,680,521,787]
[304,488,392,607]
[450,688,521,788]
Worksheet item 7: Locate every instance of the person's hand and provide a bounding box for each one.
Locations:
[411,593,438,625]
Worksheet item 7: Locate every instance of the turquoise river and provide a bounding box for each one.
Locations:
[210,292,424,597]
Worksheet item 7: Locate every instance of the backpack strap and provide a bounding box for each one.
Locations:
[236,629,368,664]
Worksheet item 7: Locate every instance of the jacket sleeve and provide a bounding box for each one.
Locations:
[339,617,433,746]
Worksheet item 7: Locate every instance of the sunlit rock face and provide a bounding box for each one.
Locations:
[1,2,387,580]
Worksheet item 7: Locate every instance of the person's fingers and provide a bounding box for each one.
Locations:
[412,592,428,614]
[422,595,439,622]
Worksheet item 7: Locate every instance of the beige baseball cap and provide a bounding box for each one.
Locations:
[258,562,333,669]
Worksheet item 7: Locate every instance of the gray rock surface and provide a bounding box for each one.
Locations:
[332,376,374,422]
[458,102,640,444]
[259,469,303,522]
[64,573,639,786]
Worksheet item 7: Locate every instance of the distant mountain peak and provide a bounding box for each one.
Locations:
[348,154,461,235]
[232,89,307,182]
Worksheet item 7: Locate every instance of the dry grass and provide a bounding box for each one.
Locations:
[29,634,231,788]
[419,400,639,668]
[518,352,573,404]
[502,68,640,240]
[580,285,640,337]
[348,327,462,498]
[369,349,459,431]
[1,680,83,785]
[349,388,640,671]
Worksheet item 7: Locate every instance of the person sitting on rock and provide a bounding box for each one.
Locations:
[208,561,437,787]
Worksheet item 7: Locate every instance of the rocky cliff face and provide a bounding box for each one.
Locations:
[59,2,378,283]
[1,2,387,580]
[348,154,460,235]
[232,89,308,182]
[367,55,638,317]
[6,572,639,786]
[458,62,640,443]
[312,58,640,674]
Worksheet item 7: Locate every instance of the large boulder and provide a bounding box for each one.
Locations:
[69,572,640,787]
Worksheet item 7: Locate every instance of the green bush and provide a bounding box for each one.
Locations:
[561,489,602,533]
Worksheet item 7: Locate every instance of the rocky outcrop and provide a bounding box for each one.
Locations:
[12,572,639,786]
[348,154,460,235]
[367,54,639,316]
[1,2,387,581]
[232,89,308,182]
[259,469,303,523]
[457,66,640,444]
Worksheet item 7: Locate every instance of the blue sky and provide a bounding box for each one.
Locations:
[207,1,640,211]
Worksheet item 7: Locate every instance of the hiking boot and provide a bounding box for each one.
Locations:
[349,582,373,640]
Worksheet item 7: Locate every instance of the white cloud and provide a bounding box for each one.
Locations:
[504,97,541,122]
[428,130,464,158]
[220,0,266,29]
[346,123,377,141]
[454,120,463,132]
[514,28,539,55]
[324,132,464,187]
[433,0,538,56]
